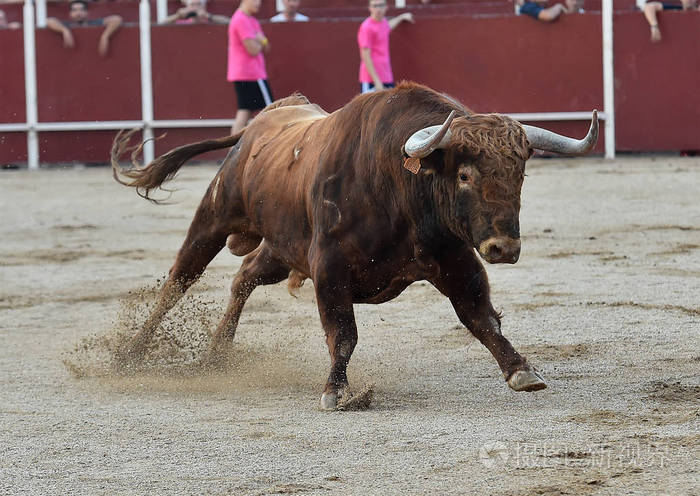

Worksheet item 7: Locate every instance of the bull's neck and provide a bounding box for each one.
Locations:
[401,174,462,255]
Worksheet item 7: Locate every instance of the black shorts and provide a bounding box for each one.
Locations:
[519,1,544,18]
[360,82,395,94]
[233,80,274,111]
[642,1,683,9]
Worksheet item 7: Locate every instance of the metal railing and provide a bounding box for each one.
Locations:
[2,0,615,170]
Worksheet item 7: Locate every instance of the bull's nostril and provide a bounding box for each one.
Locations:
[479,237,520,263]
[488,244,503,259]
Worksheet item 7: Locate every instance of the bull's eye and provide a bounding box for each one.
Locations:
[458,166,478,187]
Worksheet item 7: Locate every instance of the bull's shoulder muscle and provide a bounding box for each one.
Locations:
[318,174,343,236]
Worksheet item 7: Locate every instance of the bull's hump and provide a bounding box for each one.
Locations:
[275,103,329,123]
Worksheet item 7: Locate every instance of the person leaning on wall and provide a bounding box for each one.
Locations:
[641,0,698,42]
[0,9,21,30]
[161,0,230,25]
[46,0,122,57]
[513,0,584,22]
[269,0,309,22]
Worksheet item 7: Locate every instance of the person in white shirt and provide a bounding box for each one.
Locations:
[161,0,230,25]
[270,0,309,22]
[0,9,21,29]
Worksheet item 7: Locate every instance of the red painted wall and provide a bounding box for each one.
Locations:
[1,10,698,166]
[35,27,142,122]
[613,12,700,150]
[0,28,25,124]
[0,27,26,163]
[0,0,644,25]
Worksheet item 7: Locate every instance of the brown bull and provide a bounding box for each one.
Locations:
[111,82,598,410]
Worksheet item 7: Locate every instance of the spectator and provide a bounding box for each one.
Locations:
[162,0,230,25]
[46,0,122,57]
[642,0,698,42]
[514,0,580,22]
[270,0,309,22]
[0,9,21,29]
[358,1,414,94]
[228,0,273,134]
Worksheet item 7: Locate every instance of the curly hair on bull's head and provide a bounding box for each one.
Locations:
[448,114,529,207]
[450,114,531,163]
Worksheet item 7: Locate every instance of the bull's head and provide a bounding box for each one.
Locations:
[403,110,598,264]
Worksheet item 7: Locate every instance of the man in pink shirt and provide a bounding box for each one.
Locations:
[357,1,414,94]
[228,0,273,134]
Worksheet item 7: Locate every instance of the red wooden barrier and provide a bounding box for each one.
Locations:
[0,0,645,25]
[0,9,698,166]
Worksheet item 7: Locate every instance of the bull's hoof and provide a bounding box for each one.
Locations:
[320,385,374,411]
[115,328,156,364]
[319,386,348,411]
[199,352,223,370]
[199,346,230,370]
[199,334,236,369]
[507,368,547,392]
[319,392,339,411]
[115,340,148,365]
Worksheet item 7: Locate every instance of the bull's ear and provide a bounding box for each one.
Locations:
[403,157,421,174]
[402,149,446,175]
[416,149,446,175]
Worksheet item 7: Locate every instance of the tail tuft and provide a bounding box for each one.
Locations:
[110,129,244,204]
[287,270,307,298]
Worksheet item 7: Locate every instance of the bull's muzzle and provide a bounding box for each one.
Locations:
[478,237,521,264]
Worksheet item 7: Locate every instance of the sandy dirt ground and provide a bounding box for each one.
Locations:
[1,156,698,495]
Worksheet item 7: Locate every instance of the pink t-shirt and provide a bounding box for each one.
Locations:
[357,17,392,84]
[227,9,267,81]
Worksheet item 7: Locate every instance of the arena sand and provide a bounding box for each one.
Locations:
[0,156,698,495]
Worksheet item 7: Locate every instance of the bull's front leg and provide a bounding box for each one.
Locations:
[313,270,358,410]
[458,302,546,391]
[431,248,546,392]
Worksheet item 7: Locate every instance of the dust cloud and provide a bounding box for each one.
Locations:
[61,279,329,398]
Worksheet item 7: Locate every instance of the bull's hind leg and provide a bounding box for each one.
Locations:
[204,242,290,364]
[431,247,546,392]
[121,204,231,361]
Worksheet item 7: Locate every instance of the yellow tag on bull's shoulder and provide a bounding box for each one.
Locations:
[403,157,421,174]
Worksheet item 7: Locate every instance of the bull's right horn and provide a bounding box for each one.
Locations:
[404,110,457,158]
[522,110,599,156]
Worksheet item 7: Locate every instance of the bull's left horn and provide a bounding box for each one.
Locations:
[522,110,599,156]
[404,110,457,158]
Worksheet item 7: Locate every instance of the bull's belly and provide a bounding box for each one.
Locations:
[353,277,416,304]
[350,262,435,304]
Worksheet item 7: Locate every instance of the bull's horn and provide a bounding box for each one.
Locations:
[522,110,599,156]
[404,110,457,158]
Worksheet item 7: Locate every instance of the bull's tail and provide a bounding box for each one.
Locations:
[111,129,244,203]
